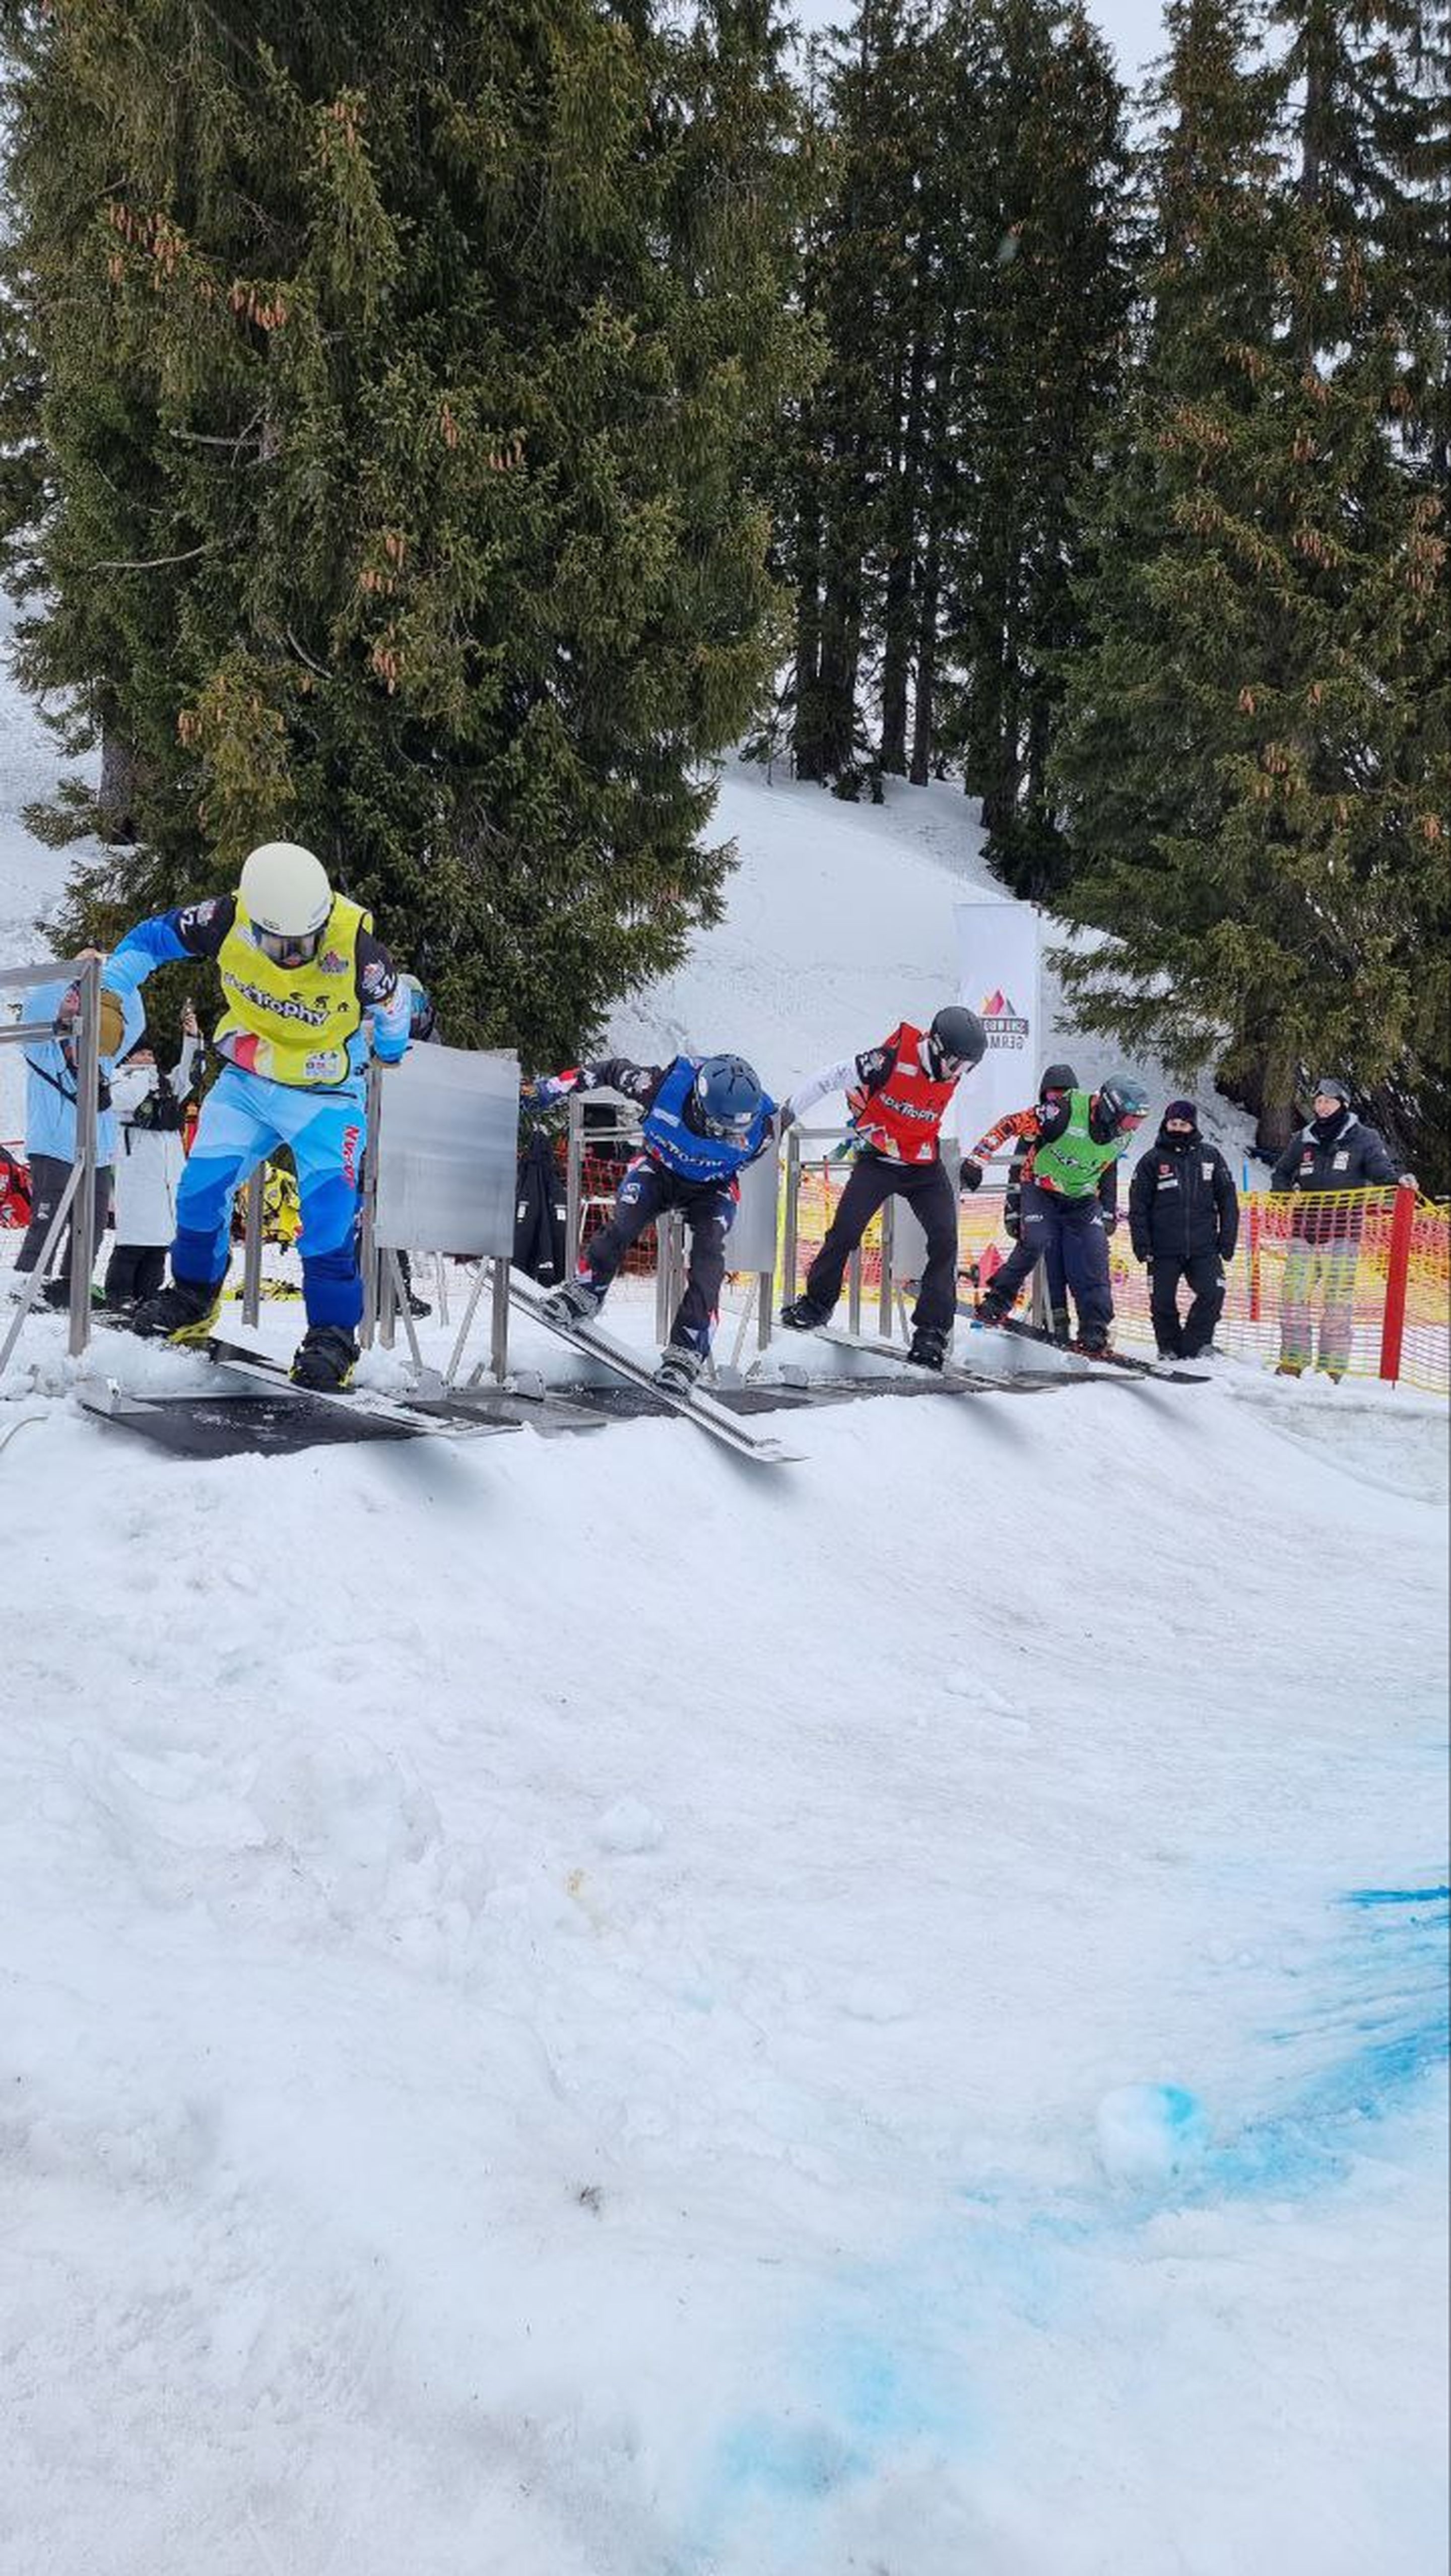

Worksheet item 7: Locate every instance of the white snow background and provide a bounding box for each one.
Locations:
[1,599,1447,2575]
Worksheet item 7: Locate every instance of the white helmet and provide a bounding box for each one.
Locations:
[239,841,332,942]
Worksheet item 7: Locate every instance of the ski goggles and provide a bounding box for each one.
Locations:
[699,1110,754,1141]
[250,922,323,968]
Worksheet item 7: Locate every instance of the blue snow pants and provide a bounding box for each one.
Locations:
[1030,1182,1113,1336]
[170,1062,368,1330]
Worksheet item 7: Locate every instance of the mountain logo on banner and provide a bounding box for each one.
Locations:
[978,987,1030,1050]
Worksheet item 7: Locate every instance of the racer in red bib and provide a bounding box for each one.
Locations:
[778,1006,986,1370]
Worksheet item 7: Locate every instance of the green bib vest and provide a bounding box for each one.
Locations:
[1030,1088,1128,1198]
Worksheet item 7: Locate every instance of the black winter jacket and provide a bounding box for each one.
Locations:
[1130,1131,1239,1263]
[1270,1111,1400,1243]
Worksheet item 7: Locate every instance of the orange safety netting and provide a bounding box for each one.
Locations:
[783,1171,1449,1394]
[568,1147,1449,1395]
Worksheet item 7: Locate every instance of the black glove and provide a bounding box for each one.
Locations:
[1103,1212,1118,1237]
[1004,1207,1020,1241]
[959,1156,984,1194]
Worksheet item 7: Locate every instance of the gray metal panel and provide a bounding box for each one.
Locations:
[373,1043,519,1257]
[892,1142,961,1286]
[728,1139,781,1274]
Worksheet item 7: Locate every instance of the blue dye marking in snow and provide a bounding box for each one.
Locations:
[1345,1883,1450,1908]
[715,2414,864,2498]
[1203,1879,1448,2199]
[682,1879,1448,2559]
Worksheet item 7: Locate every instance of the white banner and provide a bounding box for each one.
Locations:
[953,902,1042,1162]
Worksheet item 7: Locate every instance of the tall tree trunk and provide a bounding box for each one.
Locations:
[879,320,928,773]
[98,711,143,845]
[792,445,825,782]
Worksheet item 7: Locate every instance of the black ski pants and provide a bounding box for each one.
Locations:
[15,1151,112,1283]
[584,1155,737,1355]
[804,1153,958,1335]
[104,1242,167,1305]
[1149,1252,1224,1358]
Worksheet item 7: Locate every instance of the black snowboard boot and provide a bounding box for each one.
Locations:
[778,1295,831,1331]
[544,1278,605,1327]
[973,1291,1009,1327]
[654,1345,705,1397]
[1047,1305,1072,1344]
[131,1277,223,1345]
[1074,1326,1110,1358]
[43,1277,105,1310]
[906,1323,949,1372]
[290,1326,359,1391]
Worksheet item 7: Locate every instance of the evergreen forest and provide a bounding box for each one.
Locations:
[1,0,1445,1169]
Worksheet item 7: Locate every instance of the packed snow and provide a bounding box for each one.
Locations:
[2,624,1447,2575]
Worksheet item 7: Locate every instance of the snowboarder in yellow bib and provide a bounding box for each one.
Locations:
[98,842,411,1389]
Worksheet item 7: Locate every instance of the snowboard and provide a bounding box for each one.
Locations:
[507,1275,802,1466]
[955,1303,1210,1384]
[77,1322,517,1450]
[813,1323,1116,1395]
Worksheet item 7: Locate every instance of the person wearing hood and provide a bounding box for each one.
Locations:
[1129,1100,1238,1361]
[1269,1079,1413,1379]
[968,1061,1078,1338]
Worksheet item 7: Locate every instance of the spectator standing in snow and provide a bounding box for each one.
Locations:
[1128,1100,1239,1361]
[103,1004,204,1310]
[12,950,143,1302]
[1270,1079,1413,1380]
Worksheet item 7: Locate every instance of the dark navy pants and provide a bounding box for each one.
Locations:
[583,1155,737,1354]
[992,1180,1112,1335]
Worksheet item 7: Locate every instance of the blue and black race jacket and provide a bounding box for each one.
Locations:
[536,1054,776,1186]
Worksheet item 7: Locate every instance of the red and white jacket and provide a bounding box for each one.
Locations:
[785,1022,959,1164]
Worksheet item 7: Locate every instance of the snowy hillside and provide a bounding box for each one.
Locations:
[1,632,1447,2576]
[611,752,1253,1161]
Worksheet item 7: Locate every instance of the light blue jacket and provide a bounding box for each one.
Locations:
[22,977,146,1167]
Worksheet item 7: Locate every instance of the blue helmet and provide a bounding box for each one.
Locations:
[691,1053,764,1141]
[400,973,435,1040]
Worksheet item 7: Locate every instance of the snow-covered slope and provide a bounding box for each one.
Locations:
[611,753,1254,1161]
[1,645,1445,2576]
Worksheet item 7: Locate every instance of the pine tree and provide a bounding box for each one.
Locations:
[781,0,1128,837]
[0,1,809,1062]
[934,0,1129,898]
[1047,0,1447,1158]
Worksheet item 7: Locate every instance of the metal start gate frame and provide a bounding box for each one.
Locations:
[0,954,103,1373]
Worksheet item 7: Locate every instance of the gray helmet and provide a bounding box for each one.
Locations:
[927,1006,987,1078]
[1098,1071,1151,1133]
[1312,1076,1351,1104]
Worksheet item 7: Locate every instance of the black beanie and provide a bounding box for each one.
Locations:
[1163,1098,1198,1128]
[1039,1061,1078,1097]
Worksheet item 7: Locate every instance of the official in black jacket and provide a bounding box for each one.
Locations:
[1129,1100,1239,1359]
[1269,1078,1414,1377]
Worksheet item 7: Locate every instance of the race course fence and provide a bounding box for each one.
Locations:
[783,1158,1448,1395]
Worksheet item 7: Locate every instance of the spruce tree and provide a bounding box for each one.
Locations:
[0,1,808,1062]
[1048,0,1447,1157]
[934,0,1129,895]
